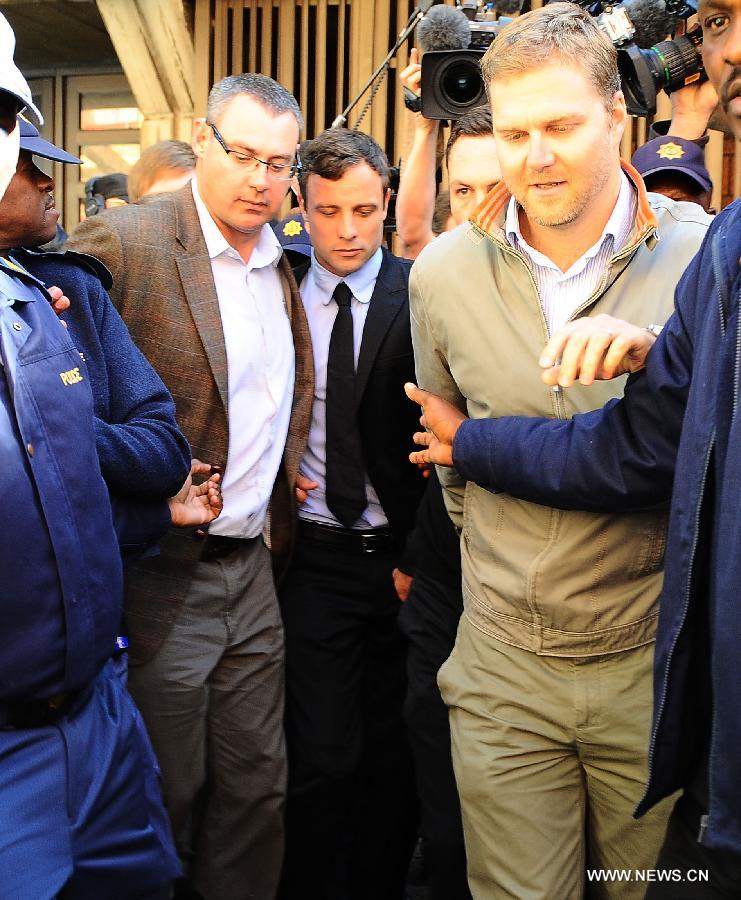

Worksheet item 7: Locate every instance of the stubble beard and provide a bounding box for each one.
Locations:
[516,132,616,229]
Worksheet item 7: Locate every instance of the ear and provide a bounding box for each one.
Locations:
[192,118,210,159]
[382,186,391,220]
[610,91,628,149]
[297,187,310,234]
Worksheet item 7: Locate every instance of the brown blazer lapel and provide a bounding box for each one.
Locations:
[270,254,314,575]
[173,189,229,413]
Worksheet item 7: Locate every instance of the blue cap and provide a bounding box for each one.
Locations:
[18,116,81,165]
[632,136,712,194]
[273,213,312,257]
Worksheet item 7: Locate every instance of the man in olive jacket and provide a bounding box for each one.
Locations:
[409,6,710,897]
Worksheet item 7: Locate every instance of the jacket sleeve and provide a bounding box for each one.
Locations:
[409,260,468,527]
[451,246,703,513]
[67,213,126,306]
[87,275,191,498]
[109,494,171,564]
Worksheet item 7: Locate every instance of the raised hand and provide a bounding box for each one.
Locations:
[539,314,658,388]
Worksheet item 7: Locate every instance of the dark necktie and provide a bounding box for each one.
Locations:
[325,281,367,527]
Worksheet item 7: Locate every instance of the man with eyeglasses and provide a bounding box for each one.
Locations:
[68,73,314,900]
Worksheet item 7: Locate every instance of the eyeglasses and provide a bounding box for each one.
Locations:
[207,122,300,181]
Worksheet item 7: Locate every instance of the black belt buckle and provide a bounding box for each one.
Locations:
[299,520,396,555]
[198,533,255,562]
[360,532,385,553]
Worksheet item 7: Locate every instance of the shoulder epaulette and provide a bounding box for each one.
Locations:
[13,247,114,291]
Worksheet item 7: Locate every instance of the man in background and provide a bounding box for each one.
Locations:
[632,135,714,210]
[128,139,196,202]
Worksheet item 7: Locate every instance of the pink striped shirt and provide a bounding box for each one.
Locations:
[505,173,636,335]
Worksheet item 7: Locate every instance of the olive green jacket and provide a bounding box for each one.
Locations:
[410,163,710,656]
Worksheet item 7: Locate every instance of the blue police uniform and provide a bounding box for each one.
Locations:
[0,262,182,898]
[6,248,192,561]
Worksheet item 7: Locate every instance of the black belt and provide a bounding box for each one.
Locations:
[196,532,260,562]
[0,690,80,729]
[298,520,398,554]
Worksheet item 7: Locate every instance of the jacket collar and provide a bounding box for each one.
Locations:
[291,245,408,409]
[470,159,658,252]
[354,246,408,408]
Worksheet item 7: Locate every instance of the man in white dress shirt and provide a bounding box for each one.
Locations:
[407,5,711,897]
[68,74,314,900]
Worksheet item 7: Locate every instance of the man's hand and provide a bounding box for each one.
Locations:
[47,285,70,322]
[295,472,319,504]
[668,80,719,140]
[169,459,223,527]
[539,314,658,388]
[400,47,422,96]
[405,382,467,467]
[392,568,413,602]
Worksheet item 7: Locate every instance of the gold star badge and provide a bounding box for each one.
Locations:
[283,219,303,237]
[657,142,685,161]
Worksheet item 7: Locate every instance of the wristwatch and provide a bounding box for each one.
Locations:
[644,323,663,338]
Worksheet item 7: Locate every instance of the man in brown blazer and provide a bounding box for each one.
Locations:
[68,74,313,900]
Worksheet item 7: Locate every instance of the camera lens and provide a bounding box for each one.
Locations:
[439,60,486,109]
[616,25,703,117]
[649,31,704,92]
[421,49,487,119]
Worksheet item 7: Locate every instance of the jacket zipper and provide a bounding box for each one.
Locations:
[483,233,567,419]
[567,226,656,323]
[734,302,740,421]
[639,431,714,811]
[480,224,657,420]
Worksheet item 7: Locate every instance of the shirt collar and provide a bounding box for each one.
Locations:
[191,177,282,270]
[505,171,636,273]
[311,246,384,306]
[0,264,38,305]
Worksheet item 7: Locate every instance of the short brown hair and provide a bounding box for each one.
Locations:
[128,140,196,202]
[481,2,620,109]
[445,105,493,166]
[298,128,389,202]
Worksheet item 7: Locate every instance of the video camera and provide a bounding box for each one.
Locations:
[415,0,702,121]
[573,0,704,116]
[419,15,511,119]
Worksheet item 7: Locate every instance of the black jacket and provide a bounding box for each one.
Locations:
[292,246,426,540]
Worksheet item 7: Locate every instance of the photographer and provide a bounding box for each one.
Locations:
[395,60,501,257]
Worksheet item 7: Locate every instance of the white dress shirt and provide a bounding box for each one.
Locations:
[299,247,388,529]
[506,173,636,334]
[192,178,295,538]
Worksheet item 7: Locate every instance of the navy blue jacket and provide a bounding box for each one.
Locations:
[0,255,190,701]
[10,250,191,558]
[0,270,126,699]
[451,200,741,853]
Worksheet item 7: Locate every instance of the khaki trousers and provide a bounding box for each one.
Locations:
[438,616,674,900]
[128,538,286,900]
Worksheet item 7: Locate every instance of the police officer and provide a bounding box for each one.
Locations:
[0,15,194,897]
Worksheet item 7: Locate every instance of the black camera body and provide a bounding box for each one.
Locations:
[567,0,704,116]
[617,24,704,116]
[416,15,510,120]
[420,49,487,120]
[468,21,501,50]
